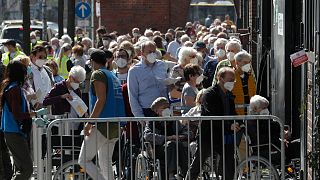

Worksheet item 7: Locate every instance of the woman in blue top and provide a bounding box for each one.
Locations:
[0,61,47,179]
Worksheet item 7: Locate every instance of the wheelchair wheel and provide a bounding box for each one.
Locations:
[135,154,149,180]
[235,156,279,180]
[53,160,90,180]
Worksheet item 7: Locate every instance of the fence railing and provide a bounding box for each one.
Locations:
[44,115,285,180]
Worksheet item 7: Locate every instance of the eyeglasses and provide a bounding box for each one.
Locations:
[189,54,196,58]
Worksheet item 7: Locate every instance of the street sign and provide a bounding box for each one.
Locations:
[290,50,309,67]
[75,2,91,19]
[96,2,101,17]
[77,20,90,27]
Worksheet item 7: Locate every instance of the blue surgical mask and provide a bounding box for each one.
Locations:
[27,66,32,75]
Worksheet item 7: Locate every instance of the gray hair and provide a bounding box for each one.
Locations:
[61,34,72,45]
[150,97,169,112]
[250,95,269,109]
[225,40,241,52]
[178,47,197,65]
[69,65,86,82]
[181,34,191,43]
[234,51,252,62]
[141,40,156,52]
[82,37,92,44]
[213,38,228,50]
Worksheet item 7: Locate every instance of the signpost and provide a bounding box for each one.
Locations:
[75,2,91,19]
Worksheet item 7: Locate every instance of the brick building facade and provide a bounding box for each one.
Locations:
[94,0,191,34]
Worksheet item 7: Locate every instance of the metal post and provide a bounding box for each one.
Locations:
[67,0,75,45]
[91,0,95,47]
[42,0,48,41]
[58,0,64,38]
[23,0,30,55]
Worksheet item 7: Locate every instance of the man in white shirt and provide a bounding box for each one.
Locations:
[167,31,185,59]
[29,45,54,108]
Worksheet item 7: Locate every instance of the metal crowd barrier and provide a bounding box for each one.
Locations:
[44,115,285,180]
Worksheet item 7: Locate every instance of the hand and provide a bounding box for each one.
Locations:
[61,93,73,101]
[84,123,93,136]
[33,118,48,127]
[231,122,241,133]
[35,108,49,117]
[84,112,89,118]
[167,135,177,141]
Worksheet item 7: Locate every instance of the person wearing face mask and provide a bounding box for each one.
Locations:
[203,38,228,88]
[131,27,141,44]
[101,35,112,50]
[28,45,54,109]
[50,37,61,59]
[43,66,86,132]
[118,40,140,66]
[55,43,74,79]
[144,97,191,179]
[167,31,185,59]
[212,40,242,85]
[127,41,168,117]
[233,51,256,115]
[193,41,214,68]
[114,49,130,85]
[1,39,25,66]
[81,37,92,58]
[186,67,240,180]
[71,45,86,68]
[181,64,203,115]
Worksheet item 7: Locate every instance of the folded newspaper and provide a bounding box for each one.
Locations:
[67,91,88,117]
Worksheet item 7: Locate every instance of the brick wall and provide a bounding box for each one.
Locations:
[249,0,257,63]
[95,0,191,35]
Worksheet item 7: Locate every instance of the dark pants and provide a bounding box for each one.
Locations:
[0,132,13,180]
[4,133,33,180]
[186,143,235,180]
[142,108,158,117]
[155,141,189,179]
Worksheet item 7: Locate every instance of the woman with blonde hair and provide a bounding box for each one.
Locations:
[55,43,73,79]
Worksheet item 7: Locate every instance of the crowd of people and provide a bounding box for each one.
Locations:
[0,15,282,180]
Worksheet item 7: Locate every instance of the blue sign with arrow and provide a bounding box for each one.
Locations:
[75,2,91,19]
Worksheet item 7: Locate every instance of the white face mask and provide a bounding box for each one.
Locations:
[70,82,79,90]
[224,81,235,91]
[68,53,72,58]
[161,108,172,117]
[241,63,251,73]
[215,49,226,58]
[31,39,37,44]
[208,43,214,49]
[190,58,198,65]
[126,50,132,58]
[59,41,64,47]
[115,58,128,68]
[103,40,109,47]
[146,52,157,63]
[227,52,235,61]
[35,59,46,68]
[162,40,167,47]
[36,36,40,41]
[260,108,270,115]
[196,74,204,85]
[52,45,57,50]
[3,46,9,53]
[133,33,140,37]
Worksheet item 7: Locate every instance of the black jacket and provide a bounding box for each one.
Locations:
[200,84,237,150]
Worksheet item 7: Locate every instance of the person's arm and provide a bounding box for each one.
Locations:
[127,69,145,117]
[184,96,196,107]
[43,84,70,106]
[7,87,35,120]
[90,80,106,118]
[143,122,166,145]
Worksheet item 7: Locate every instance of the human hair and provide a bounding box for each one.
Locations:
[0,61,27,108]
[150,97,169,112]
[213,38,228,50]
[144,29,153,37]
[175,31,185,38]
[90,49,107,65]
[181,34,191,43]
[12,55,30,67]
[183,64,202,81]
[178,47,197,65]
[57,44,72,66]
[152,35,164,49]
[72,45,84,57]
[61,34,72,45]
[46,60,59,74]
[114,48,129,59]
[69,65,86,82]
[119,41,136,58]
[250,95,269,110]
[217,67,235,80]
[225,40,241,52]
[234,51,252,62]
[141,40,156,53]
[217,32,228,39]
[31,45,47,56]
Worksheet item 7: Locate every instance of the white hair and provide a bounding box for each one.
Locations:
[250,95,269,109]
[30,31,36,37]
[61,34,72,45]
[234,51,252,62]
[181,34,191,43]
[117,35,128,44]
[225,40,241,52]
[144,29,153,36]
[138,36,149,43]
[81,37,92,44]
[213,38,228,50]
[69,65,86,82]
[178,47,197,65]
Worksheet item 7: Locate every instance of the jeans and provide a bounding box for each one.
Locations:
[78,127,118,180]
[4,133,33,180]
